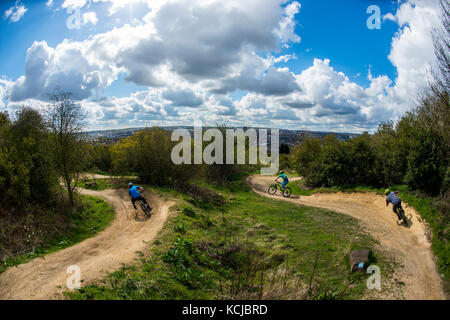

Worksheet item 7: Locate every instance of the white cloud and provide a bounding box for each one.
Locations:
[9,0,302,102]
[274,1,301,44]
[383,12,397,22]
[387,0,441,114]
[61,0,89,9]
[4,0,443,132]
[162,87,204,108]
[62,0,150,15]
[9,40,118,101]
[4,1,28,23]
[82,12,98,25]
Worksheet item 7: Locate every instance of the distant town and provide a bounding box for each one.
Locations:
[83,126,360,147]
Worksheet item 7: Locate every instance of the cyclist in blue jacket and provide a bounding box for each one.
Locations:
[128,182,151,210]
[276,171,289,190]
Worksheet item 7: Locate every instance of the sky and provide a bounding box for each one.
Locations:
[0,0,443,133]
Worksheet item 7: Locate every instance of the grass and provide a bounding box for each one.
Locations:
[67,178,388,300]
[0,195,115,274]
[290,179,449,295]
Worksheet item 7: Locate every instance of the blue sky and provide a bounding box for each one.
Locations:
[276,0,399,85]
[0,0,441,132]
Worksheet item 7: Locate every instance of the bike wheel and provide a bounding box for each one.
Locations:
[268,185,277,195]
[282,187,292,198]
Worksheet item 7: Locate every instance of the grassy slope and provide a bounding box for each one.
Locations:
[67,178,387,300]
[290,179,449,294]
[0,195,115,274]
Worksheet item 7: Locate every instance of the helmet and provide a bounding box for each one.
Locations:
[128,182,133,187]
[280,170,285,174]
[384,188,390,195]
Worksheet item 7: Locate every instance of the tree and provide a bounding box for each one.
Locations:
[111,127,196,187]
[46,92,86,206]
[0,108,58,208]
[11,108,56,203]
[430,0,450,98]
[280,143,290,154]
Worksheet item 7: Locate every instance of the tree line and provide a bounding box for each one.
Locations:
[0,93,88,211]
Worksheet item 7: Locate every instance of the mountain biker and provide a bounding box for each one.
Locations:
[128,182,151,211]
[276,171,289,190]
[385,188,403,220]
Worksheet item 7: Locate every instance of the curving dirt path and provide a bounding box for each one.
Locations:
[248,175,445,300]
[0,186,174,300]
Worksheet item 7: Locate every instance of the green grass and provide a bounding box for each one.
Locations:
[291,179,449,295]
[67,178,388,300]
[0,195,115,274]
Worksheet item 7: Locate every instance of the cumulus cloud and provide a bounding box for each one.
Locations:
[61,0,90,9]
[295,59,367,120]
[62,0,149,14]
[274,1,301,45]
[4,1,27,23]
[162,87,204,108]
[9,40,117,101]
[211,59,301,96]
[119,0,300,82]
[8,0,302,100]
[83,89,183,128]
[383,12,397,22]
[387,0,441,113]
[3,0,442,132]
[82,12,98,25]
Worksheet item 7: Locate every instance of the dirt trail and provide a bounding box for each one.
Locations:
[248,175,445,300]
[0,182,174,300]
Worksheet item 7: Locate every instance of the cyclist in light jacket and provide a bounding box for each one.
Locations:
[385,189,403,220]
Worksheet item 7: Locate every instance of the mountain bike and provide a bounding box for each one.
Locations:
[394,206,408,226]
[268,181,292,198]
[137,189,152,217]
[139,199,152,217]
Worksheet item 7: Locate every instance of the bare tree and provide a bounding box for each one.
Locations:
[46,92,86,206]
[431,0,450,97]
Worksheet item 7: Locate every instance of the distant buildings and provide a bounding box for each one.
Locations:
[83,126,359,146]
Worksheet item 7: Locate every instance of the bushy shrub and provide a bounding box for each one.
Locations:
[183,206,196,218]
[110,128,196,186]
[0,108,58,208]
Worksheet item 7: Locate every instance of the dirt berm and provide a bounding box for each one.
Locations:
[0,186,174,300]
